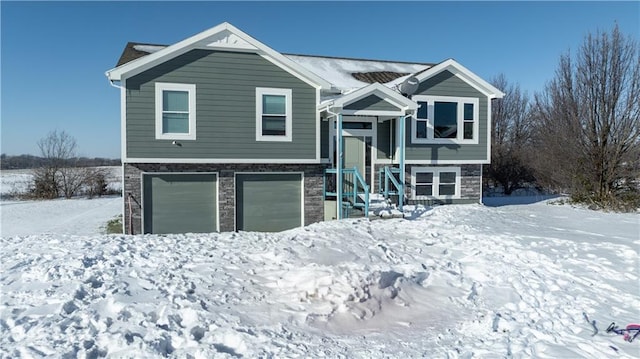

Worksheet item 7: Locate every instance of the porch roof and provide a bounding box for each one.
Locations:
[318,82,418,116]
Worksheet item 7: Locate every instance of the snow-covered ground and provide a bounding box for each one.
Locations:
[1,197,638,358]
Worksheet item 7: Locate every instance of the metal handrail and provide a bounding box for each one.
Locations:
[380,166,404,210]
[324,167,369,218]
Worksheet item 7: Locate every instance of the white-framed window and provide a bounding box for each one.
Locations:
[412,96,479,144]
[256,87,292,142]
[155,83,196,140]
[411,166,461,199]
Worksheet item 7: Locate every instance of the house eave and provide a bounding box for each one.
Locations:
[105,22,332,90]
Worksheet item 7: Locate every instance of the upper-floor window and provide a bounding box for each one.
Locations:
[256,87,292,142]
[412,95,479,144]
[155,83,196,140]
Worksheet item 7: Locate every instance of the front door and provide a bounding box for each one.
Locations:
[343,136,365,179]
[342,136,366,196]
[331,118,375,192]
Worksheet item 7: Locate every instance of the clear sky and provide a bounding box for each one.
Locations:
[1,1,638,159]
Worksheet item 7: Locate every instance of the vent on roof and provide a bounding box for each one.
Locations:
[351,71,409,84]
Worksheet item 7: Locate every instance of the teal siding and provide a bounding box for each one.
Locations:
[344,95,400,112]
[126,50,317,159]
[406,70,488,162]
[376,120,394,159]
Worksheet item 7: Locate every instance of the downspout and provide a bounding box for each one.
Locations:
[399,115,406,211]
[108,79,123,89]
[108,78,128,233]
[325,105,343,220]
[337,113,343,219]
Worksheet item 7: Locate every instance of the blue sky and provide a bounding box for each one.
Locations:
[1,1,638,158]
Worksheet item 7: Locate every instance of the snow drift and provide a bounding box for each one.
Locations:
[1,199,638,358]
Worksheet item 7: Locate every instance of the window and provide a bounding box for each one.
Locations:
[411,167,461,199]
[155,83,196,140]
[256,88,292,142]
[412,96,479,144]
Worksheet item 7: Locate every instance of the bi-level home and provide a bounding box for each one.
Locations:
[105,22,504,234]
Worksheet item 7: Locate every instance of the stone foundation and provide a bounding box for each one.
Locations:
[123,163,327,234]
[374,163,482,206]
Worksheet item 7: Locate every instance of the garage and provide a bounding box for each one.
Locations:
[142,173,218,234]
[236,173,303,232]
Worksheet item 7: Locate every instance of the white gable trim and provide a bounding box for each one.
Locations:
[105,22,331,90]
[415,59,505,99]
[320,82,418,114]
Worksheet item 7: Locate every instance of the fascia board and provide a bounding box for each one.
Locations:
[332,83,417,111]
[106,22,331,90]
[415,59,505,99]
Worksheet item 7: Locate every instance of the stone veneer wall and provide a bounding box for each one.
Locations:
[124,163,327,234]
[374,163,482,205]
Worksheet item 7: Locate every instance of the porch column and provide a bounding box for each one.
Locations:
[336,113,343,219]
[399,115,406,211]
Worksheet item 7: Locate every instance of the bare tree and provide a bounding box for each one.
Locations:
[486,74,535,195]
[532,25,640,209]
[33,130,84,199]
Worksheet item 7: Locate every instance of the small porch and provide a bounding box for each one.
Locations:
[318,83,417,220]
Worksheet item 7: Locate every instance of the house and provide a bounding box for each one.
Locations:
[105,22,504,234]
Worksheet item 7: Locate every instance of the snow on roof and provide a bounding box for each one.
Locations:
[285,54,431,92]
[132,44,166,54]
[117,43,433,93]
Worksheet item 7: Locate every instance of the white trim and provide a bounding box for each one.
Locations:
[141,171,220,234]
[255,87,292,142]
[315,87,321,162]
[341,109,406,116]
[328,116,377,193]
[234,171,305,231]
[414,59,505,99]
[105,22,331,89]
[121,78,127,162]
[124,157,322,164]
[322,82,418,113]
[405,159,490,164]
[411,166,461,200]
[155,82,197,140]
[486,97,492,164]
[411,95,479,145]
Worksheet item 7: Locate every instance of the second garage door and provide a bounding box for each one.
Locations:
[236,173,302,232]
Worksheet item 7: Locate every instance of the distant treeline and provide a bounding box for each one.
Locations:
[1,154,121,170]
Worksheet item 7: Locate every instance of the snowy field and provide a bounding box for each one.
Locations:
[0,166,122,199]
[1,195,639,358]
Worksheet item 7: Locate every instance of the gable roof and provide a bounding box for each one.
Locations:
[319,82,418,115]
[105,22,332,90]
[107,23,502,100]
[408,58,505,99]
[114,44,432,93]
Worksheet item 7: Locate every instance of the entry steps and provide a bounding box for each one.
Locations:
[367,193,405,219]
[343,193,404,219]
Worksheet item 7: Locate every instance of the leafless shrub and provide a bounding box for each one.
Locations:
[531,25,640,210]
[485,74,536,195]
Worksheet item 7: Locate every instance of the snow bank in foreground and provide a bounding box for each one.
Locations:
[1,201,638,358]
